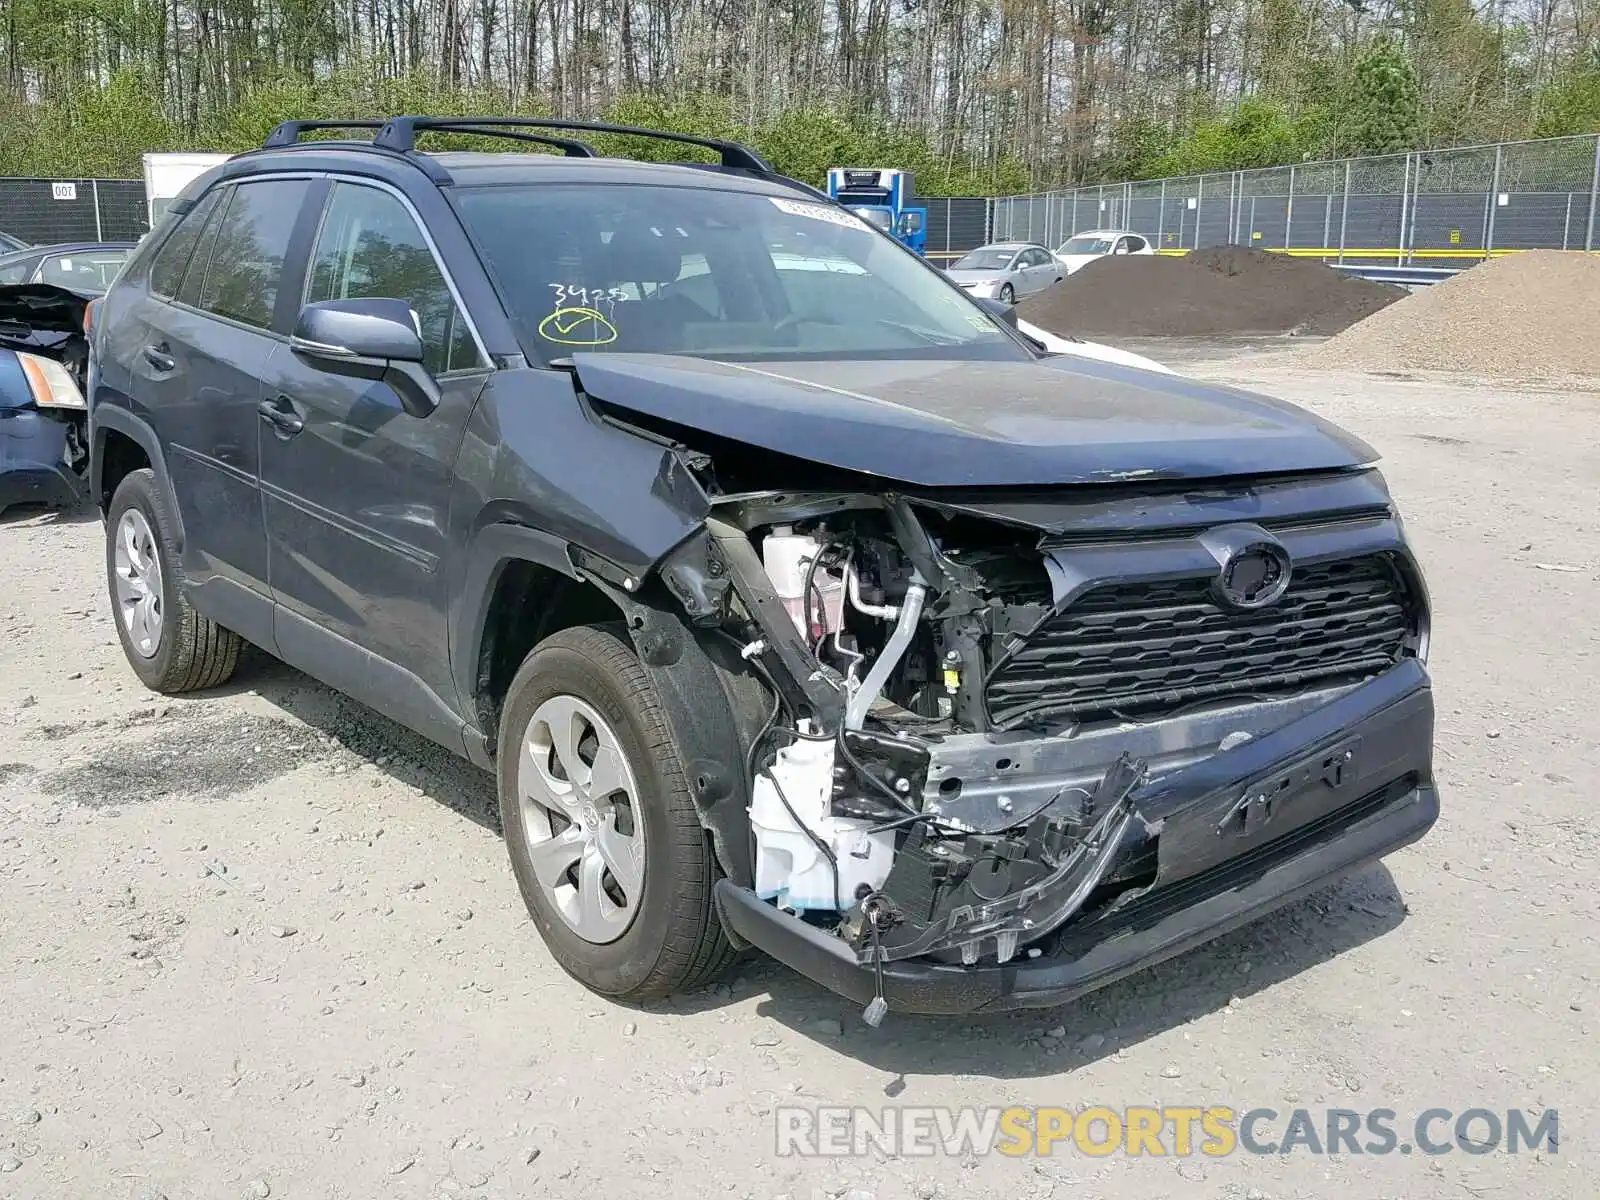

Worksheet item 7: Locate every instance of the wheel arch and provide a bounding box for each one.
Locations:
[454,521,765,889]
[92,408,182,547]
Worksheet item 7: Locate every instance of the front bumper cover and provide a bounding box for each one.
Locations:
[714,660,1437,1015]
[2,408,88,512]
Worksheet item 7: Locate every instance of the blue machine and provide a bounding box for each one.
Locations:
[825,168,928,254]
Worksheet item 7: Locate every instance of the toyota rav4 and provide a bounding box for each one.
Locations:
[87,117,1437,1021]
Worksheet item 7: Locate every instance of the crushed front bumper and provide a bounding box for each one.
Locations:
[714,660,1437,1015]
[1,411,88,513]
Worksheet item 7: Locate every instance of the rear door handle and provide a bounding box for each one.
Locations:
[257,396,305,436]
[143,344,175,372]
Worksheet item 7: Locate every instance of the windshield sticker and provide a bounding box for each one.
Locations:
[768,197,869,230]
[548,283,633,309]
[538,306,619,346]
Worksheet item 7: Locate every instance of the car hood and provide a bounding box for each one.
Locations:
[944,269,1005,286]
[571,352,1378,488]
[1012,320,1177,375]
[0,284,90,350]
[1055,254,1098,274]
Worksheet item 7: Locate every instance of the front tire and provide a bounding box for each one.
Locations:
[105,468,240,693]
[999,283,1016,304]
[497,624,735,1000]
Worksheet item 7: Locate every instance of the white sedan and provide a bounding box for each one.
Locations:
[1053,229,1155,275]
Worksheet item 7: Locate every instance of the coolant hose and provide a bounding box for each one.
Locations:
[843,573,928,731]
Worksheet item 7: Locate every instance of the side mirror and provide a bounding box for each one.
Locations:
[895,212,923,235]
[290,298,439,417]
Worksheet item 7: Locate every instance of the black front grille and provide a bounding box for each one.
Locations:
[985,555,1412,729]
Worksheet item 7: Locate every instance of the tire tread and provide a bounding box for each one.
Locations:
[501,625,736,1000]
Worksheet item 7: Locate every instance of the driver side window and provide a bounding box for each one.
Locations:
[304,183,484,375]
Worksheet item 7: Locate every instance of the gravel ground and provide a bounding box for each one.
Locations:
[1293,250,1600,384]
[2,361,1597,1200]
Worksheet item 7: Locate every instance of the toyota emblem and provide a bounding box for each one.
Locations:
[1215,544,1292,610]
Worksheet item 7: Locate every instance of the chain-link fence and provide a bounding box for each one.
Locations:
[991,134,1600,262]
[0,178,149,245]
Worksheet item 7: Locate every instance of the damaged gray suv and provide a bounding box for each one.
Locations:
[88,117,1437,1021]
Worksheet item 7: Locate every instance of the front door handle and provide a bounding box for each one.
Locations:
[143,344,175,372]
[257,396,305,436]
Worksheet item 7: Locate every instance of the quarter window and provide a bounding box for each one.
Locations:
[304,182,483,374]
[149,188,223,299]
[177,188,229,308]
[196,179,311,330]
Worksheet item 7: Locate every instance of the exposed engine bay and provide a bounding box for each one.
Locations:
[643,467,1426,1024]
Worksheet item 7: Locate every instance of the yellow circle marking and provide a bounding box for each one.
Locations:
[538,306,619,346]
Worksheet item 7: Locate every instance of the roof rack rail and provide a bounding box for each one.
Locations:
[440,126,597,158]
[666,160,830,202]
[263,119,386,148]
[372,116,773,173]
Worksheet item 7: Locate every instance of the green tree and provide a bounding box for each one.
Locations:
[1347,38,1424,155]
[1533,68,1600,138]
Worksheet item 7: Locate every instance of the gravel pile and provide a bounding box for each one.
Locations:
[1016,245,1405,338]
[1295,250,1600,382]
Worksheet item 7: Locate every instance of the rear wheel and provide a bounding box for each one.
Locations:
[497,624,735,999]
[105,468,240,693]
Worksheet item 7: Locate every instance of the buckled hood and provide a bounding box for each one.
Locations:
[572,351,1378,488]
[0,284,91,351]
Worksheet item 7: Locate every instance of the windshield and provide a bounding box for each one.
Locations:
[38,249,128,292]
[454,184,1022,362]
[1059,235,1115,255]
[951,248,1016,271]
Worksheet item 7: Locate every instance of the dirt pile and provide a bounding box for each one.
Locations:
[1016,245,1405,338]
[1295,250,1600,382]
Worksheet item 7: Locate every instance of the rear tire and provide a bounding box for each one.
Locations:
[105,468,240,693]
[497,624,736,1000]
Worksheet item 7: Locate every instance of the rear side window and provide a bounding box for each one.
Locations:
[197,179,311,330]
[0,257,36,285]
[304,182,484,374]
[149,188,223,298]
[39,249,129,292]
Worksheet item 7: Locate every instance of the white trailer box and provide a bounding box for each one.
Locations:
[142,152,231,229]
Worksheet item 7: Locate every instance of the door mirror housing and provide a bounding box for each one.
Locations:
[290,298,439,417]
